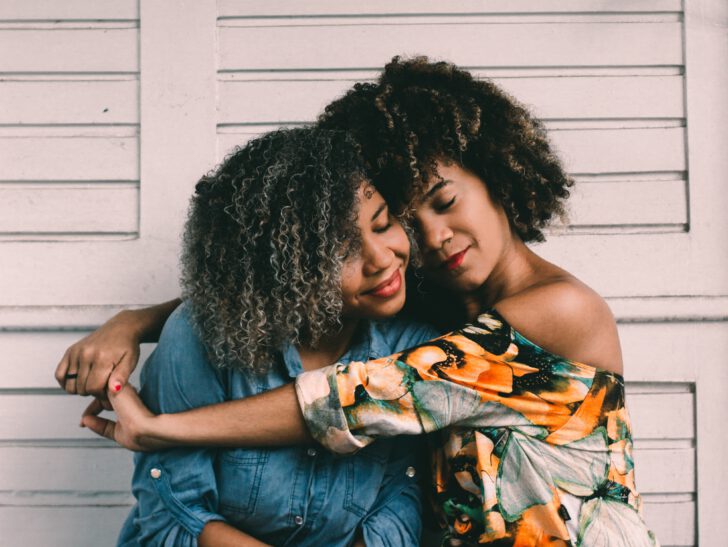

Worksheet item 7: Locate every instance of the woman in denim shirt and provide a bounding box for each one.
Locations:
[93,128,438,546]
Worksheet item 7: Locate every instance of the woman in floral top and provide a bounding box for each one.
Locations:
[76,57,658,546]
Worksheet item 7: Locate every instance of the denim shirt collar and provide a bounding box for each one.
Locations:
[279,320,388,379]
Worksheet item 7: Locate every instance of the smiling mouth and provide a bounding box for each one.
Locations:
[366,269,402,298]
[442,247,470,271]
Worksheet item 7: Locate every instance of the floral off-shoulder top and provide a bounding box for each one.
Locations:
[295,309,659,546]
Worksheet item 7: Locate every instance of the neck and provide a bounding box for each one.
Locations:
[297,317,361,371]
[463,235,541,320]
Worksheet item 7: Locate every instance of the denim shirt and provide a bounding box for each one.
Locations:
[117,304,439,547]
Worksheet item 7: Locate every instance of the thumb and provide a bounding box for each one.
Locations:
[108,350,138,393]
[82,414,118,441]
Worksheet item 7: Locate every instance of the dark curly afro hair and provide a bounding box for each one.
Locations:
[319,56,573,242]
[181,128,365,373]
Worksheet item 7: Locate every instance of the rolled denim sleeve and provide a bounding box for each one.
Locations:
[120,306,227,546]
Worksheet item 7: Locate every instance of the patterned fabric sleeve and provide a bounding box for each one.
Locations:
[295,313,593,453]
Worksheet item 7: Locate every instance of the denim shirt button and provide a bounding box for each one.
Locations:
[405,466,416,478]
[306,448,317,457]
[150,468,162,479]
[294,515,304,526]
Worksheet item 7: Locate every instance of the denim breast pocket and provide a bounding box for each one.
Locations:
[343,440,392,516]
[216,448,269,517]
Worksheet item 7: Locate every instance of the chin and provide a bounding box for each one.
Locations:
[368,295,406,319]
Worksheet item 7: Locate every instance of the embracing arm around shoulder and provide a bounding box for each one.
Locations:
[84,288,621,454]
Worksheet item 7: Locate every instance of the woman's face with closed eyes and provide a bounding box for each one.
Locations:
[339,182,410,320]
[411,162,512,294]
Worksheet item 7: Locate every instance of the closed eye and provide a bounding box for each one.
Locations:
[435,197,456,212]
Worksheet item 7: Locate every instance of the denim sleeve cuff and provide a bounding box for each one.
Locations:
[295,364,371,455]
[148,461,227,538]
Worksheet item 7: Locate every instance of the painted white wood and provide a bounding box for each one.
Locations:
[0,28,138,72]
[0,446,132,491]
[633,448,695,494]
[551,127,686,174]
[567,179,686,227]
[0,183,137,234]
[627,393,695,440]
[0,135,138,181]
[217,0,683,17]
[685,0,728,507]
[218,75,684,123]
[0,507,131,547]
[0,0,138,20]
[0,79,138,124]
[218,22,682,70]
[642,498,695,545]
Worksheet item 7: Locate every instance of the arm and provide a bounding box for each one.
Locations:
[120,306,271,546]
[55,298,181,397]
[199,522,269,546]
[83,381,311,451]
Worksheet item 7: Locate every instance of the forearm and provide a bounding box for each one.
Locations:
[199,521,269,547]
[125,298,182,343]
[149,383,313,447]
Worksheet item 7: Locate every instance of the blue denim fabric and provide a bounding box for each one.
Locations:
[118,304,439,546]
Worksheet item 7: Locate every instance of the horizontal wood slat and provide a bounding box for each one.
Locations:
[0,184,138,234]
[0,136,138,180]
[0,28,138,73]
[218,22,682,71]
[218,75,684,124]
[0,79,138,124]
[0,0,138,20]
[217,0,683,17]
[0,507,131,547]
[567,179,687,227]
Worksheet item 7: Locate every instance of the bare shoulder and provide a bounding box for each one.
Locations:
[493,277,623,375]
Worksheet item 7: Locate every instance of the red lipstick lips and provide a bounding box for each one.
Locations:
[442,247,469,271]
[367,269,402,298]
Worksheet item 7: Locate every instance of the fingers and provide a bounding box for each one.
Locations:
[55,347,79,394]
[54,348,71,388]
[63,349,80,395]
[85,355,116,398]
[82,397,105,420]
[81,414,117,442]
[107,349,139,393]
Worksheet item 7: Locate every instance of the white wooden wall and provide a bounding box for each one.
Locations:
[1,1,726,545]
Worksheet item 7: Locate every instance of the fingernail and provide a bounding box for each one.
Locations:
[112,383,121,392]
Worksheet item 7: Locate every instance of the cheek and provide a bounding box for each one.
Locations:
[339,262,361,301]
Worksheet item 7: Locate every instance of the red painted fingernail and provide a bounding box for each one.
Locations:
[112,383,121,392]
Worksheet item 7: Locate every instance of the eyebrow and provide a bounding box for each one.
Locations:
[423,179,452,201]
[371,203,387,222]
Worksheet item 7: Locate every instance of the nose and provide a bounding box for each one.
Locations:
[417,215,453,253]
[361,238,394,276]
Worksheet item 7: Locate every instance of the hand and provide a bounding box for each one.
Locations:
[81,385,172,452]
[55,310,142,398]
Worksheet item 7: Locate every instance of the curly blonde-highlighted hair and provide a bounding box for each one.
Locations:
[181,128,365,373]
